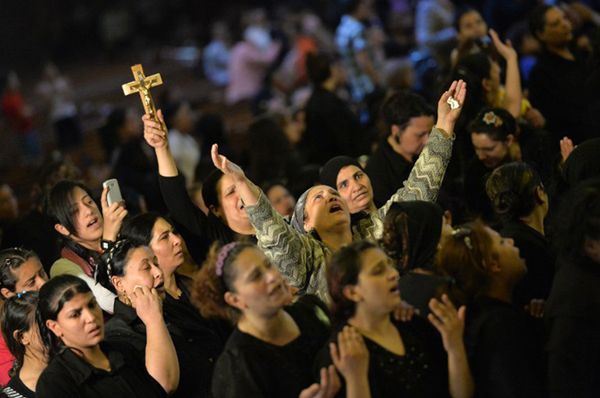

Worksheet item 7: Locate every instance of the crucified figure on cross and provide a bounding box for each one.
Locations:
[122,64,165,129]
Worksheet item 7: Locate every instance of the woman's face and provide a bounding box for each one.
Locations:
[64,187,103,244]
[216,175,253,235]
[351,247,401,314]
[112,246,165,301]
[458,10,488,42]
[336,166,374,214]
[150,218,184,274]
[471,132,511,169]
[486,227,526,283]
[227,247,291,317]
[266,185,296,218]
[303,185,350,233]
[12,257,48,295]
[47,292,104,351]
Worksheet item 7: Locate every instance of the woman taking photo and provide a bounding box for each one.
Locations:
[97,238,224,398]
[193,242,370,398]
[1,292,46,398]
[437,222,546,397]
[35,274,178,398]
[44,180,127,313]
[321,240,473,398]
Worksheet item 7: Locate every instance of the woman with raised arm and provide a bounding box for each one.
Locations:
[199,82,465,302]
[35,275,179,398]
[318,240,473,398]
[44,180,127,313]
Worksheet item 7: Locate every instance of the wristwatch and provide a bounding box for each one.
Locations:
[101,239,115,251]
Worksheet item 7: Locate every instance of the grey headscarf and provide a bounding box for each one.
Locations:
[290,188,312,233]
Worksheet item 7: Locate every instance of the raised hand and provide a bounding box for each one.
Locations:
[143,109,168,149]
[428,294,466,354]
[211,143,246,183]
[130,285,164,325]
[560,137,575,163]
[393,300,417,322]
[298,365,340,398]
[525,298,545,319]
[101,186,127,242]
[330,326,369,381]
[436,80,467,135]
[489,29,517,61]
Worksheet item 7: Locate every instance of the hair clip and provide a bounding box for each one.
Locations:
[451,227,474,251]
[215,242,239,277]
[16,291,27,299]
[482,111,503,128]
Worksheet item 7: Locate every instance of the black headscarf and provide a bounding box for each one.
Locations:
[382,201,444,272]
[563,138,600,189]
[319,156,363,189]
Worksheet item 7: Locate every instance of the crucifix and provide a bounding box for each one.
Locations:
[122,64,165,129]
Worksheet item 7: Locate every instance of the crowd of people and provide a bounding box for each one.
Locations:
[1,0,600,397]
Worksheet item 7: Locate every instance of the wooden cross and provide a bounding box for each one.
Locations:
[122,64,165,127]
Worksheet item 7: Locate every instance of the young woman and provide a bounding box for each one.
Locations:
[485,161,554,310]
[0,292,46,398]
[192,242,369,398]
[44,180,126,313]
[437,222,546,397]
[0,248,48,386]
[321,240,473,398]
[381,201,454,316]
[97,239,225,398]
[35,274,179,398]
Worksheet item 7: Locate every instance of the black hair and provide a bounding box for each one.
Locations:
[486,162,543,221]
[327,240,378,324]
[454,7,481,32]
[0,248,39,293]
[0,292,41,377]
[306,52,333,86]
[202,169,225,210]
[379,90,435,135]
[467,106,516,141]
[120,212,163,246]
[37,275,91,358]
[96,239,142,293]
[247,114,292,186]
[344,0,364,15]
[44,180,96,238]
[529,5,553,41]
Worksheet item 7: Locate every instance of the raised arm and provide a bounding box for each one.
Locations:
[380,80,467,216]
[131,285,179,394]
[142,110,178,177]
[490,29,522,118]
[211,144,325,295]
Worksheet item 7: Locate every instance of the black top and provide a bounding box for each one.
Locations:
[464,296,546,398]
[365,138,413,208]
[211,295,331,398]
[105,283,228,398]
[464,157,499,223]
[398,272,453,317]
[2,375,34,398]
[500,220,555,307]
[159,174,235,247]
[301,87,364,165]
[545,257,600,397]
[36,341,166,398]
[528,49,598,143]
[316,316,448,398]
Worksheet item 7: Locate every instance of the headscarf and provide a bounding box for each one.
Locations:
[319,156,363,189]
[563,138,600,189]
[382,201,444,272]
[290,188,312,233]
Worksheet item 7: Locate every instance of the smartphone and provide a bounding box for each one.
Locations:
[102,179,124,206]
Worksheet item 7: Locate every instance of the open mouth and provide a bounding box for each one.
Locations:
[268,282,285,296]
[87,217,99,228]
[329,204,343,213]
[390,285,400,294]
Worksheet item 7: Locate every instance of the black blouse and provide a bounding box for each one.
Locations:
[316,316,449,398]
[211,295,331,398]
[2,375,34,398]
[36,341,166,398]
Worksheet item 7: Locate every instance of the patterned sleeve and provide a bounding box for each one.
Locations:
[379,128,453,217]
[245,191,324,292]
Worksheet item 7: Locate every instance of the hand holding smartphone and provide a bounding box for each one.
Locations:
[102,179,124,206]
